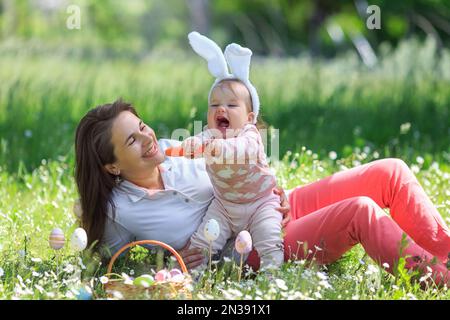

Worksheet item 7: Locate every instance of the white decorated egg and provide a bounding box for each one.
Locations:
[70,228,88,251]
[235,230,252,254]
[169,268,182,277]
[49,228,65,250]
[203,219,220,242]
[169,268,185,282]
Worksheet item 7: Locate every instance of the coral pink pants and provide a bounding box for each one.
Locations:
[247,158,450,285]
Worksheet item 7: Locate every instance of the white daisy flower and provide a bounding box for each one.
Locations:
[99,276,109,284]
[275,279,287,291]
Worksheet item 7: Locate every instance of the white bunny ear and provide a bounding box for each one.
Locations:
[188,31,229,79]
[224,43,252,81]
[224,43,260,125]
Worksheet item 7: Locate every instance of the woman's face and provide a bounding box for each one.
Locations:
[107,111,165,179]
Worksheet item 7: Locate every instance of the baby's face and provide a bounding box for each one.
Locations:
[207,81,254,138]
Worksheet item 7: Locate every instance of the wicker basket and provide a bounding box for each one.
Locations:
[103,240,192,300]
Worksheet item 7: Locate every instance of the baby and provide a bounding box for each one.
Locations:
[182,32,284,271]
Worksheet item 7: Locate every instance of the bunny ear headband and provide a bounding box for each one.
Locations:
[188,31,260,124]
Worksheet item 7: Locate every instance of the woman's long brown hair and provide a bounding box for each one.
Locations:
[74,99,138,251]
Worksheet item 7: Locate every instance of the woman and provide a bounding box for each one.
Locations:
[75,99,450,286]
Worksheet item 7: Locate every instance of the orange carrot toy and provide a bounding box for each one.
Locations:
[165,145,205,157]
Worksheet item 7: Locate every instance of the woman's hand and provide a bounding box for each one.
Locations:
[178,240,206,270]
[181,137,203,159]
[273,186,291,228]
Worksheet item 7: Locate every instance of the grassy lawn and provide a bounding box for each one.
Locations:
[0,150,448,300]
[0,39,449,299]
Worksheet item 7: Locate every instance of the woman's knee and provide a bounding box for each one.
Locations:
[346,197,386,228]
[371,158,413,189]
[376,158,410,175]
[345,197,385,222]
[332,197,381,223]
[351,196,378,210]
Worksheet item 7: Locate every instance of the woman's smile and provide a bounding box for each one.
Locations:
[143,141,158,158]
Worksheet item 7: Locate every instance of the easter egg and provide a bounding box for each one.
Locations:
[155,269,170,282]
[169,268,184,282]
[171,274,185,282]
[49,228,65,250]
[169,268,182,277]
[76,286,93,300]
[133,274,154,288]
[70,228,88,251]
[203,219,220,242]
[235,230,252,254]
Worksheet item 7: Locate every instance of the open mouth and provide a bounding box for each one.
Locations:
[143,142,158,158]
[216,116,230,129]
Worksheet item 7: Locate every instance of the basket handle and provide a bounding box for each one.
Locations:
[107,240,188,274]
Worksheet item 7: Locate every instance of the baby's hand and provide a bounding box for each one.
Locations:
[181,136,203,159]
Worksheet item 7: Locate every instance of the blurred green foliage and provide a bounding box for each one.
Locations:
[0,1,449,172]
[1,0,449,57]
[0,37,449,172]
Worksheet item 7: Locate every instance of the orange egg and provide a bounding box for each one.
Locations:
[49,228,65,250]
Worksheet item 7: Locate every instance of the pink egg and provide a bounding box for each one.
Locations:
[154,269,170,282]
[235,230,252,254]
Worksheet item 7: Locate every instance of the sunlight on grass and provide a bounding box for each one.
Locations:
[0,149,448,300]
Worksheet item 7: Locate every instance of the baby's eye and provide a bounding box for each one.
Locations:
[128,137,136,146]
[210,104,219,108]
[228,104,238,108]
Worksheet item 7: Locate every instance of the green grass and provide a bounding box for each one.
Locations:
[0,149,448,300]
[0,38,449,299]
